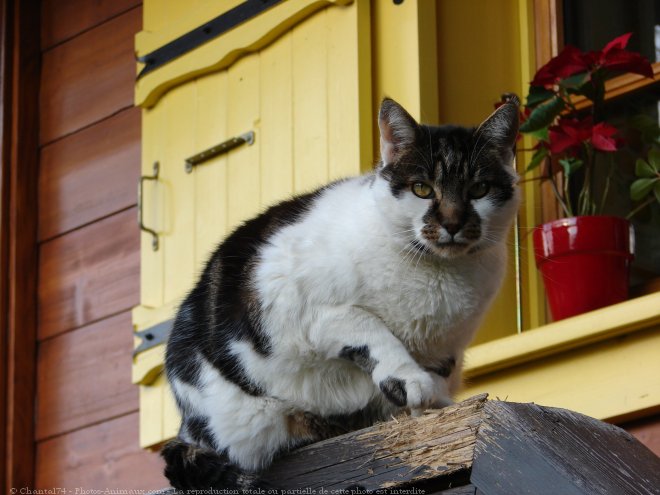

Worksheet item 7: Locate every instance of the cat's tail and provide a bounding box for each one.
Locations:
[161,438,259,491]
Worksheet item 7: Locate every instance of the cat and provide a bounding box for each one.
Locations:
[161,95,521,490]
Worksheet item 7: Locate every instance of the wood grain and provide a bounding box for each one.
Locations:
[35,412,168,491]
[38,208,140,340]
[39,7,141,145]
[1,0,40,491]
[472,401,660,495]
[39,107,140,240]
[262,395,487,491]
[41,0,141,50]
[36,311,138,440]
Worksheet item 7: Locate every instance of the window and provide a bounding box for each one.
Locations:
[458,0,660,423]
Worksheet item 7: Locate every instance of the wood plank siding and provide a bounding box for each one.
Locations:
[35,3,167,490]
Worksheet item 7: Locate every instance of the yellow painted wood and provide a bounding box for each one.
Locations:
[371,0,438,124]
[326,0,372,177]
[139,376,165,448]
[194,70,230,267]
[437,0,522,125]
[226,55,262,229]
[162,84,197,303]
[132,345,165,386]
[292,9,329,192]
[464,292,660,378]
[140,103,166,309]
[142,0,242,48]
[458,325,660,422]
[136,0,354,107]
[259,32,294,206]
[515,0,546,331]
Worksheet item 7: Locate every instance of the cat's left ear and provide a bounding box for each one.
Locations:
[378,98,419,165]
[476,93,520,165]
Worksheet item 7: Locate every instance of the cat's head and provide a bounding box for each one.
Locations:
[376,96,520,259]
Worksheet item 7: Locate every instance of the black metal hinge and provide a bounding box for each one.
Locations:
[137,0,284,79]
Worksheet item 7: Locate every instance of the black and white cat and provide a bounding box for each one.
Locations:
[162,96,520,490]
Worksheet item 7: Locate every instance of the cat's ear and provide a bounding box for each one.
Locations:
[378,98,419,164]
[475,93,520,164]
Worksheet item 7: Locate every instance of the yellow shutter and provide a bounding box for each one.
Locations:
[133,0,373,449]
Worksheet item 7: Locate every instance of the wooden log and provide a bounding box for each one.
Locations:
[261,394,660,494]
[262,394,487,491]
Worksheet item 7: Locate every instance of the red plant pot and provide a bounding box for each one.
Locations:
[533,216,634,321]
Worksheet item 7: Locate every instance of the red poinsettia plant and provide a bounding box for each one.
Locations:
[520,33,659,218]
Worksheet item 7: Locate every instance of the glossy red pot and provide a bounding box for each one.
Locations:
[533,216,634,321]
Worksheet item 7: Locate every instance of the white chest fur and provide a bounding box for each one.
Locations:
[249,176,509,412]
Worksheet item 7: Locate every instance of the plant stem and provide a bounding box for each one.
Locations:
[548,160,571,216]
[626,197,655,220]
[563,170,574,217]
[599,154,614,214]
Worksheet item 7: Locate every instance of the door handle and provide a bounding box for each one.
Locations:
[138,161,160,251]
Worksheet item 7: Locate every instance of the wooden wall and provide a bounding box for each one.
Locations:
[35,1,167,490]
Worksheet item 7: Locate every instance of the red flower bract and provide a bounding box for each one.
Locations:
[591,122,619,151]
[531,45,588,87]
[584,32,654,78]
[530,32,653,87]
[549,117,620,154]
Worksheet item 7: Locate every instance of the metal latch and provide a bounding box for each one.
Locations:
[185,131,255,173]
[133,319,173,357]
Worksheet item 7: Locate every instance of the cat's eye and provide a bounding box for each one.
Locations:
[468,182,490,199]
[411,182,434,199]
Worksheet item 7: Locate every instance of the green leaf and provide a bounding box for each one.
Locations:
[520,96,565,133]
[526,86,555,108]
[558,72,590,93]
[648,148,660,171]
[526,146,549,172]
[559,157,583,177]
[529,126,549,142]
[655,181,660,203]
[630,178,657,201]
[635,158,656,178]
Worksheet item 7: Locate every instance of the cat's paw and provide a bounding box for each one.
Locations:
[376,365,436,409]
[428,372,453,408]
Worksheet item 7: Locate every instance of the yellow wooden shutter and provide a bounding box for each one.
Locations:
[132,0,373,449]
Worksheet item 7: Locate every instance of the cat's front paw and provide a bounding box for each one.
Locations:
[376,365,436,409]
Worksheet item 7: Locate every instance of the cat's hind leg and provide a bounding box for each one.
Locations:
[161,439,254,490]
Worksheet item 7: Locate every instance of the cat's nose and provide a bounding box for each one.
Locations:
[442,222,461,236]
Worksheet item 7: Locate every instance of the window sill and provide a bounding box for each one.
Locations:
[460,292,660,422]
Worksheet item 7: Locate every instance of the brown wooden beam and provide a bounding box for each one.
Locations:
[261,395,660,494]
[1,0,40,492]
